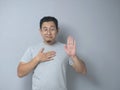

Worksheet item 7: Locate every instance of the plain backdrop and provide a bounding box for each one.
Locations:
[0,0,120,90]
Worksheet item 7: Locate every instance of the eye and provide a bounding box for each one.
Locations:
[50,28,56,31]
[42,28,48,32]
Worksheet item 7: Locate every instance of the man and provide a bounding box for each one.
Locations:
[17,16,87,90]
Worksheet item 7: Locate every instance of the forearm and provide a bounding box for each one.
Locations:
[71,55,87,74]
[17,57,39,78]
[17,49,56,78]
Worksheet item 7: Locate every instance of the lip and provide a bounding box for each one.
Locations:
[45,36,52,38]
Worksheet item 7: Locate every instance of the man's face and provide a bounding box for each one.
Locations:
[40,21,58,44]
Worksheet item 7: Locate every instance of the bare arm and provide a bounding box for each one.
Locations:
[17,48,56,78]
[17,57,40,78]
[64,36,87,74]
[70,55,87,74]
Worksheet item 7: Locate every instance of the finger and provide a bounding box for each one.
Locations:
[46,51,56,56]
[68,36,75,45]
[64,45,67,52]
[47,53,56,58]
[45,52,56,59]
[67,36,71,45]
[43,58,54,62]
[46,55,55,61]
[47,55,56,59]
[73,39,76,46]
[73,40,76,49]
[47,51,56,56]
[47,58,54,61]
[70,36,74,45]
[50,51,56,54]
[40,48,44,53]
[64,45,69,54]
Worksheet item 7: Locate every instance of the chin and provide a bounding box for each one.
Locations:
[46,40,55,44]
[46,40,51,42]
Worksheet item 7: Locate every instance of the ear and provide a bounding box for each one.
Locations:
[57,27,60,33]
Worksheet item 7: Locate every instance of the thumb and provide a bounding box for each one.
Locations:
[64,45,68,52]
[40,48,44,53]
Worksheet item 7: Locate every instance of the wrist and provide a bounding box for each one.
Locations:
[34,56,41,63]
[70,55,77,59]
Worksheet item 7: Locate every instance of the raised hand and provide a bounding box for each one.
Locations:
[64,36,76,57]
[36,48,56,62]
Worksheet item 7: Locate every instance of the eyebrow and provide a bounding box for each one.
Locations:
[42,26,56,28]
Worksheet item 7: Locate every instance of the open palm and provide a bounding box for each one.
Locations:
[64,36,76,57]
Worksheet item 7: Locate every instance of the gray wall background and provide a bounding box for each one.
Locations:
[0,0,120,90]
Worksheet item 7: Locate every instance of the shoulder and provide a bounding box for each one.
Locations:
[27,42,44,51]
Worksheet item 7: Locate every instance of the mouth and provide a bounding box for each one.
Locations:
[45,36,52,38]
[46,40,52,43]
[44,36,55,44]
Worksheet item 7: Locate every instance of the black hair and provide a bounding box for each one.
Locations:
[40,16,58,29]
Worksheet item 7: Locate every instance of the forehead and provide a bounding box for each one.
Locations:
[42,21,56,27]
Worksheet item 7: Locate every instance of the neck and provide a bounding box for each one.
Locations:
[44,40,56,45]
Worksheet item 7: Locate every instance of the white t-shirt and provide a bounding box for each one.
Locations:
[21,42,73,90]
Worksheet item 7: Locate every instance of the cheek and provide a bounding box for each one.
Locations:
[52,34,57,38]
[41,32,47,36]
[53,32,58,36]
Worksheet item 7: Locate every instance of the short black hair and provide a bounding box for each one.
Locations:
[40,16,58,29]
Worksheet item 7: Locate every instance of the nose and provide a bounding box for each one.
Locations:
[47,30,51,34]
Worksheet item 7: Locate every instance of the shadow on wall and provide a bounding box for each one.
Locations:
[57,24,71,43]
[58,25,101,90]
[66,56,102,90]
[20,25,101,90]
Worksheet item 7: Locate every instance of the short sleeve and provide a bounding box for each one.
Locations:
[69,57,74,65]
[20,47,33,63]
